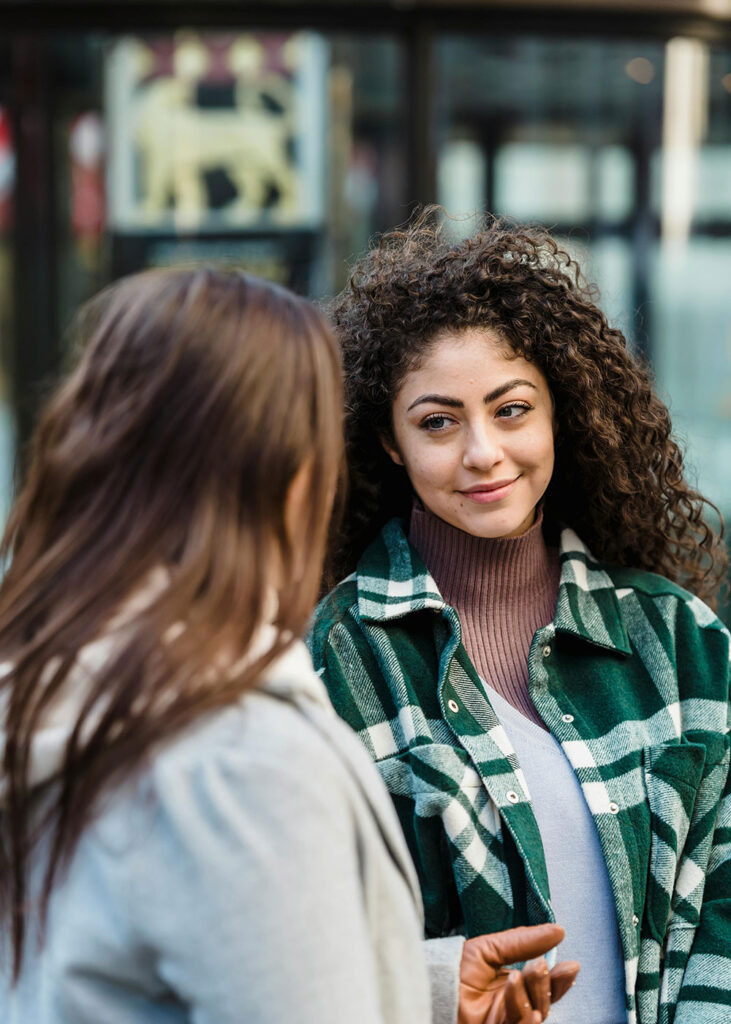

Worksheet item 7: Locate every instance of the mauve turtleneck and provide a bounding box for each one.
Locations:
[409,504,560,728]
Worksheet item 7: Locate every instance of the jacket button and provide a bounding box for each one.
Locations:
[447,699,459,713]
[609,801,620,814]
[506,790,520,804]
[632,914,639,927]
[562,713,574,723]
[542,645,552,658]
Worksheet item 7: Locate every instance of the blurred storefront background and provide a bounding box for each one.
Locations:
[0,0,729,611]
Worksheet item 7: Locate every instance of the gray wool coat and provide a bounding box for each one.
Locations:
[0,639,434,1024]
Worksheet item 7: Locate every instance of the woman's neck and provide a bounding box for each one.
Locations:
[409,505,555,607]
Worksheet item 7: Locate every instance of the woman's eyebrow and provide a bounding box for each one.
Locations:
[407,379,537,412]
[484,379,537,403]
[407,394,463,411]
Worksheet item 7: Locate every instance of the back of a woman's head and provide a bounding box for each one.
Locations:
[329,208,725,605]
[3,267,342,646]
[0,267,343,975]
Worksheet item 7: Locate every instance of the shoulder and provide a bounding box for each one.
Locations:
[308,577,378,700]
[93,663,367,864]
[562,527,728,643]
[311,519,410,634]
[152,684,354,814]
[604,563,728,639]
[311,573,361,643]
[557,530,729,706]
[599,563,730,700]
[310,518,443,653]
[136,664,421,916]
[606,562,708,603]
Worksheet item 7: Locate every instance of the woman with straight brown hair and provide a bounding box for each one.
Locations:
[0,267,431,1024]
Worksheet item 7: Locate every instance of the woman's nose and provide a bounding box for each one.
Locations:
[462,425,504,470]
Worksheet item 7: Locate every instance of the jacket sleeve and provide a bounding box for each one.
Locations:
[673,741,731,1021]
[673,641,731,1024]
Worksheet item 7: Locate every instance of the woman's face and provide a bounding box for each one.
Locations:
[383,327,555,539]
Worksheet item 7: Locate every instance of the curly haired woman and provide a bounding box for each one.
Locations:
[309,211,730,1024]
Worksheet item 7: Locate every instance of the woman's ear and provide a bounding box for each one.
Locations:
[285,461,312,546]
[381,436,404,467]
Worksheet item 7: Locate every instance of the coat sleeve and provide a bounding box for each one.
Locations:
[673,626,731,1024]
[310,613,466,1024]
[424,937,465,1024]
[123,708,426,1024]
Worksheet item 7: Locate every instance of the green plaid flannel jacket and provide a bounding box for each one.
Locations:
[309,519,731,1024]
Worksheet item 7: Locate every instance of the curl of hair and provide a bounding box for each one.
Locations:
[326,208,726,608]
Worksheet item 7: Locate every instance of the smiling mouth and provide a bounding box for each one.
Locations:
[459,478,519,503]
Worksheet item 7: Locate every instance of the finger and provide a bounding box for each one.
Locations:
[522,958,550,1019]
[549,960,581,1004]
[460,938,511,991]
[481,924,566,968]
[504,969,536,1024]
[484,987,507,1024]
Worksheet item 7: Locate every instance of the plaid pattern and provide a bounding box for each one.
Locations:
[309,519,731,1024]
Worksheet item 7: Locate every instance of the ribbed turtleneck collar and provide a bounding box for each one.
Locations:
[409,504,556,612]
[408,502,560,727]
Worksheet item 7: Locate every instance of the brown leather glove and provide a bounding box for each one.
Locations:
[457,923,580,1024]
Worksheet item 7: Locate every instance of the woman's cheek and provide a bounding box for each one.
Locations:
[522,430,555,473]
[418,451,453,487]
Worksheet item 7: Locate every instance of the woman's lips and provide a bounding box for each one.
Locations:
[459,478,518,504]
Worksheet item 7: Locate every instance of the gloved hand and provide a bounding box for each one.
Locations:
[458,923,580,1024]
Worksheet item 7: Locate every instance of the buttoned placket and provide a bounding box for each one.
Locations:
[527,624,641,986]
[441,614,641,977]
[437,608,554,923]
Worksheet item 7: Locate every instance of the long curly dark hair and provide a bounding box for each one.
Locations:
[327,208,726,608]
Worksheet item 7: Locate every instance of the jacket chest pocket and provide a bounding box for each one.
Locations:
[642,740,707,944]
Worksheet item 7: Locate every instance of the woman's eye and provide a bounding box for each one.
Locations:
[420,414,453,432]
[496,403,531,420]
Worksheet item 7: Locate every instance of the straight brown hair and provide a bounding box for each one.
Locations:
[0,267,344,977]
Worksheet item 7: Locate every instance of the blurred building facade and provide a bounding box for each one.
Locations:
[0,0,729,584]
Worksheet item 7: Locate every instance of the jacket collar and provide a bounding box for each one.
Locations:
[356,519,632,655]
